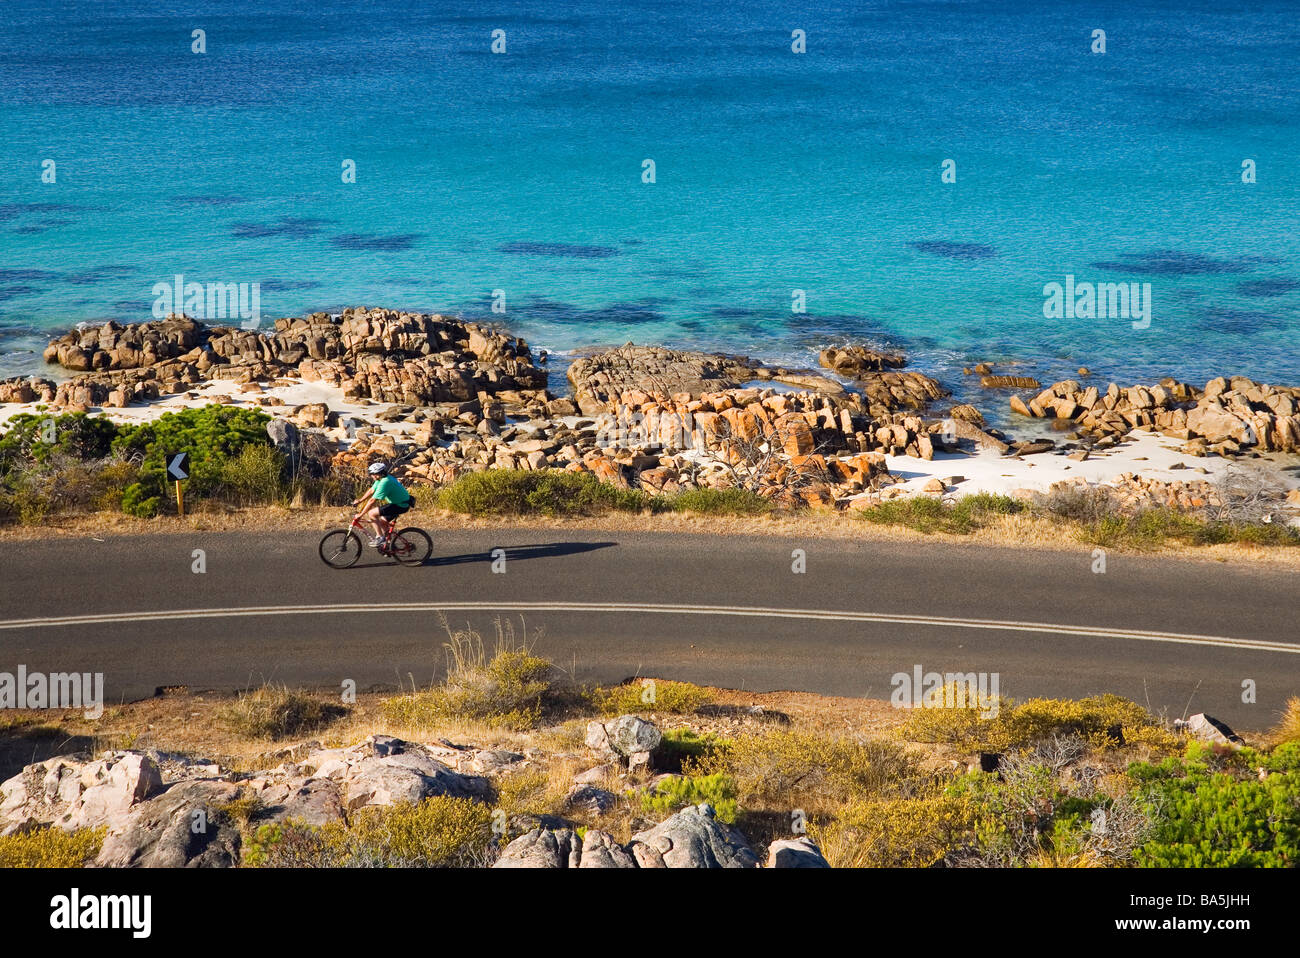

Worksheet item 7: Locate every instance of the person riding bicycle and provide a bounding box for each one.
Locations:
[353,461,413,548]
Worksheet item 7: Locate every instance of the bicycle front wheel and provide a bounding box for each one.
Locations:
[319,529,363,569]
[389,527,432,565]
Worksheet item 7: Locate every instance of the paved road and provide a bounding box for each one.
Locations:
[0,529,1296,727]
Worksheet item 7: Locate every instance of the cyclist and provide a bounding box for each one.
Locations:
[353,461,413,548]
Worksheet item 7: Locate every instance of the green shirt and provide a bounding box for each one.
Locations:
[370,475,411,506]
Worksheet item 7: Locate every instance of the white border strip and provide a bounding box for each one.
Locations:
[0,602,1293,654]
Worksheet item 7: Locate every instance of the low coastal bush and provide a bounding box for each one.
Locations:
[436,468,650,516]
[811,796,977,868]
[245,797,494,868]
[658,728,729,772]
[898,691,1157,751]
[856,492,1025,535]
[694,730,926,815]
[640,773,738,823]
[0,406,284,519]
[595,679,712,716]
[382,619,556,730]
[1128,744,1300,867]
[218,684,346,740]
[0,826,106,867]
[670,487,772,516]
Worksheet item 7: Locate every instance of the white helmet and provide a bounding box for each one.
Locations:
[368,462,388,475]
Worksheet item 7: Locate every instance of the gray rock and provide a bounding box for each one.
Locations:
[252,778,345,826]
[96,780,242,868]
[579,829,637,869]
[628,803,760,868]
[587,715,662,771]
[304,735,490,813]
[0,751,165,836]
[766,836,831,868]
[1177,713,1243,746]
[265,417,300,452]
[493,827,582,868]
[565,784,616,815]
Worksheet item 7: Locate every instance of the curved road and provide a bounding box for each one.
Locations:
[0,529,1296,728]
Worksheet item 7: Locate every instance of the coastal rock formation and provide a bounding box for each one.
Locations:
[567,344,845,416]
[0,751,165,836]
[1009,376,1300,455]
[817,344,949,419]
[298,734,492,812]
[9,308,547,411]
[586,714,663,772]
[95,779,243,868]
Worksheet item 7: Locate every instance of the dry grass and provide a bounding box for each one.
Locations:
[3,501,1298,568]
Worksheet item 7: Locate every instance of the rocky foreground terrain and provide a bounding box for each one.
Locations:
[2,307,1298,511]
[0,715,815,868]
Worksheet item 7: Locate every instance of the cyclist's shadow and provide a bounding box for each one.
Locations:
[346,541,617,569]
[427,541,617,567]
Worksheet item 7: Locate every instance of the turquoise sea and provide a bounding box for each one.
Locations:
[2,0,1298,413]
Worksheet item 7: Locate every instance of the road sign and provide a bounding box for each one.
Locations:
[167,453,189,481]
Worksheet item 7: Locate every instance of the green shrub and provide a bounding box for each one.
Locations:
[640,773,738,824]
[382,619,555,730]
[1131,762,1300,867]
[218,684,345,740]
[595,679,711,716]
[245,797,494,867]
[0,412,120,473]
[218,442,288,506]
[436,468,650,517]
[811,796,977,867]
[658,728,729,772]
[111,404,273,516]
[898,692,1156,751]
[0,826,106,867]
[671,487,772,516]
[857,493,1024,535]
[695,730,925,814]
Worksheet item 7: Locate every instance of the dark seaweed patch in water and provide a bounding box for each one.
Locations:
[1090,250,1252,275]
[231,217,333,240]
[0,202,86,221]
[908,240,998,260]
[0,269,61,282]
[711,306,769,319]
[499,241,621,259]
[523,297,662,325]
[1236,278,1299,298]
[258,279,323,292]
[329,233,423,251]
[171,195,249,206]
[0,285,42,302]
[13,225,50,235]
[1194,305,1286,333]
[62,265,138,285]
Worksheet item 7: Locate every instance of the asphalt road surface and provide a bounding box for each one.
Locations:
[1,528,1296,728]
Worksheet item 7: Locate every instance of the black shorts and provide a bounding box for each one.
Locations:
[378,503,410,521]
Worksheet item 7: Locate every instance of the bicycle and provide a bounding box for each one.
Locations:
[318,512,432,568]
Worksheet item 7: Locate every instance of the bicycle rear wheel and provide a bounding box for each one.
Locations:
[389,527,432,565]
[319,529,363,568]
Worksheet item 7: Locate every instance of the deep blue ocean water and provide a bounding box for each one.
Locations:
[2,0,1298,409]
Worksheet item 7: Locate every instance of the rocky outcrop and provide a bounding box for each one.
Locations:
[96,779,243,868]
[7,308,547,411]
[299,734,492,813]
[766,836,832,868]
[1009,376,1300,455]
[567,345,846,416]
[0,751,165,836]
[628,803,761,868]
[817,346,949,419]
